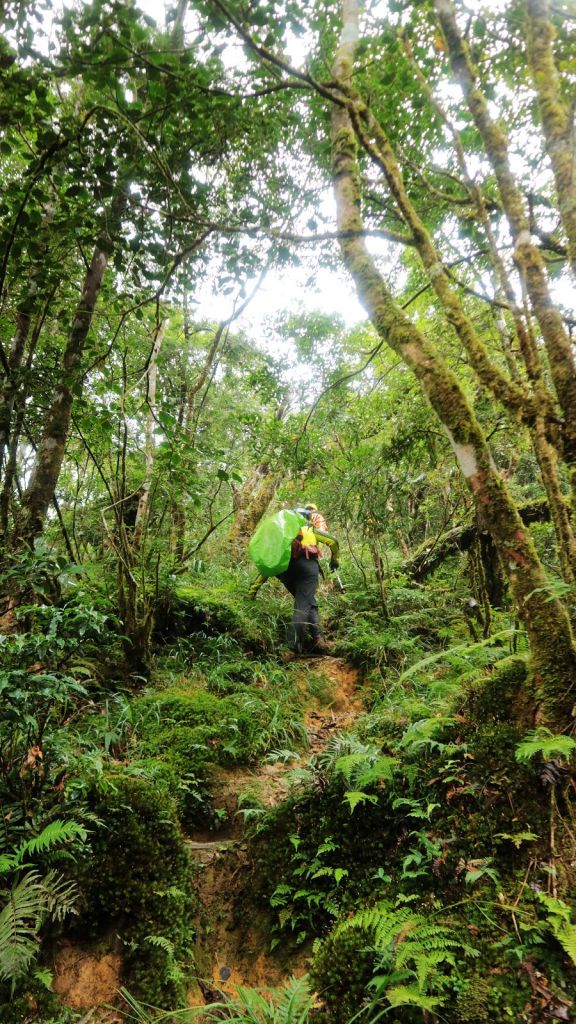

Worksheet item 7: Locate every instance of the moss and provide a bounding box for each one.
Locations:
[252,783,395,941]
[155,579,270,652]
[134,723,215,826]
[134,685,301,766]
[80,775,195,1007]
[309,923,377,1024]
[452,967,530,1023]
[465,655,530,724]
[0,987,80,1023]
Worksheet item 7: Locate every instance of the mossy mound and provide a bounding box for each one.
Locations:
[310,923,377,1024]
[133,684,304,766]
[80,775,195,1007]
[132,723,215,827]
[464,655,533,727]
[155,578,276,653]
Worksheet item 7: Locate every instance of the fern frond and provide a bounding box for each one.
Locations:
[0,868,80,982]
[385,984,443,1010]
[555,923,576,967]
[143,934,175,956]
[0,871,44,981]
[41,871,79,922]
[334,752,371,784]
[515,729,576,764]
[19,820,88,861]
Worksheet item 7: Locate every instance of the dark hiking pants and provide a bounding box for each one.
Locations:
[278,556,322,652]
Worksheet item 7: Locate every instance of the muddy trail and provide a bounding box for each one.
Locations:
[186,656,362,1006]
[51,657,362,1018]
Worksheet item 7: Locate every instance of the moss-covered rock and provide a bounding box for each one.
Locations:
[155,579,273,653]
[138,724,216,826]
[452,966,531,1023]
[133,685,302,765]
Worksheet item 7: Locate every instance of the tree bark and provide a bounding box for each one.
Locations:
[226,460,280,558]
[0,199,57,482]
[117,318,167,674]
[331,0,576,727]
[405,498,551,581]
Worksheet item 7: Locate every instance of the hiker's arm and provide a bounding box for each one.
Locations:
[248,573,267,598]
[315,530,340,569]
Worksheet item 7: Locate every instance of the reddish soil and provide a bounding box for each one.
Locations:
[51,941,122,1019]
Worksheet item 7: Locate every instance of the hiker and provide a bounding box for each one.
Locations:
[249,503,340,655]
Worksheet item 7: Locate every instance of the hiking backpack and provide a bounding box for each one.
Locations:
[248,509,307,577]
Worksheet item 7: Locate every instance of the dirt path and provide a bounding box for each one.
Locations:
[186,656,362,1006]
[50,657,362,1017]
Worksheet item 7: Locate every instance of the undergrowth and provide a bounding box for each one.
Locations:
[2,557,575,1022]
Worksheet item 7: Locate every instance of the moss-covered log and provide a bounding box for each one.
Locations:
[405,498,551,581]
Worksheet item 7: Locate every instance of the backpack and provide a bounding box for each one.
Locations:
[248,510,307,577]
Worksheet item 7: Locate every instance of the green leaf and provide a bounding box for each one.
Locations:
[343,790,378,813]
[515,729,576,764]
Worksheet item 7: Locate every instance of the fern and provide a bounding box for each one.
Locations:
[41,870,79,922]
[118,974,316,1023]
[335,752,397,790]
[337,902,477,1010]
[144,934,176,957]
[0,872,45,981]
[0,819,88,873]
[536,893,576,966]
[397,628,516,683]
[385,984,443,1011]
[0,869,79,982]
[515,729,576,764]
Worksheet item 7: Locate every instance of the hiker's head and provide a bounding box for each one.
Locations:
[305,503,318,512]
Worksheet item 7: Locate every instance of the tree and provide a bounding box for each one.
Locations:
[200,0,576,727]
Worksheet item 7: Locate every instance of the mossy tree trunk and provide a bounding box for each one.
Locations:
[226,460,281,559]
[11,244,111,550]
[314,1,576,587]
[331,0,576,728]
[433,0,576,509]
[526,0,576,280]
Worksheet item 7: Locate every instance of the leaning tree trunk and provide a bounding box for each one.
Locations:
[330,0,576,728]
[11,244,110,549]
[226,461,281,558]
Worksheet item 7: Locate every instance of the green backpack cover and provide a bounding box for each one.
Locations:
[248,510,306,577]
